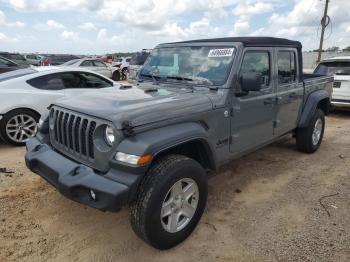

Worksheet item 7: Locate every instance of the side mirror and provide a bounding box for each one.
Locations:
[240,72,262,92]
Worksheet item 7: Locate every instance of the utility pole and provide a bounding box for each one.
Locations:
[316,0,330,64]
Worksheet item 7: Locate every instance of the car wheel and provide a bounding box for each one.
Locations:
[112,70,121,81]
[122,68,128,80]
[0,109,39,146]
[130,154,207,250]
[296,109,325,153]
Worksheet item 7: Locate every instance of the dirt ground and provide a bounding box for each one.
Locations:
[1,112,350,262]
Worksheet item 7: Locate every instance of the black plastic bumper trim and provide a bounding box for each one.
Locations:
[25,138,141,212]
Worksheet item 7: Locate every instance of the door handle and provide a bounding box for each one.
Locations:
[289,93,298,99]
[264,98,275,105]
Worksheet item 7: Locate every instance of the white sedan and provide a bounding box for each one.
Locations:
[62,58,113,78]
[0,66,119,145]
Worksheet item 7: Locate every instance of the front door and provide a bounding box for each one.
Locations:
[230,48,277,154]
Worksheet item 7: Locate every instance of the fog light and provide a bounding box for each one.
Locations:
[90,189,97,201]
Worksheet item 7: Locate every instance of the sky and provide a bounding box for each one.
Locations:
[0,0,349,55]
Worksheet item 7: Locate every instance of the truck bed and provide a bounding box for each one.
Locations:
[303,74,333,104]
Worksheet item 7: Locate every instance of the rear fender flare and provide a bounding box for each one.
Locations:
[298,90,330,128]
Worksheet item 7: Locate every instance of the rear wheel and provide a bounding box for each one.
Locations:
[296,109,325,153]
[130,154,207,250]
[0,109,39,146]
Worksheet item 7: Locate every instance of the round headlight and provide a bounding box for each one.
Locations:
[104,125,115,146]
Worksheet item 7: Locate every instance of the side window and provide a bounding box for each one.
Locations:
[240,51,270,87]
[0,58,9,65]
[60,72,84,88]
[126,58,131,63]
[76,72,113,88]
[93,60,107,68]
[27,74,65,90]
[277,51,297,84]
[81,60,93,67]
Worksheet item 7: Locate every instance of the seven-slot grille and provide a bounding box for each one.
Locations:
[49,107,97,160]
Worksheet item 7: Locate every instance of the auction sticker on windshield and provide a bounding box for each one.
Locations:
[208,48,235,58]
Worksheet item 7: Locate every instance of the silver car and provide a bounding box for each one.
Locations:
[63,58,112,78]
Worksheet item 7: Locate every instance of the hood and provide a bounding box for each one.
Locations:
[54,83,213,129]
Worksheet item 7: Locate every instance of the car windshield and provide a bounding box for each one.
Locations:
[139,46,236,86]
[130,53,150,66]
[314,61,350,75]
[1,53,26,61]
[0,68,37,82]
[62,59,80,65]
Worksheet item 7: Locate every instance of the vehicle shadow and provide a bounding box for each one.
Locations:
[330,109,350,118]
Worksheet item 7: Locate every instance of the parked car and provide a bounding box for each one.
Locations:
[0,66,119,145]
[0,55,27,74]
[62,58,113,78]
[112,57,131,72]
[128,50,151,80]
[314,56,350,108]
[0,52,31,66]
[24,54,45,66]
[25,37,333,249]
[42,54,80,66]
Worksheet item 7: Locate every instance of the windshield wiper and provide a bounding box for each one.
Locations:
[140,73,160,85]
[166,75,194,82]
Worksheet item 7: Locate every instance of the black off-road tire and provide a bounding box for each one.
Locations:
[130,154,208,250]
[296,109,325,153]
[112,70,121,81]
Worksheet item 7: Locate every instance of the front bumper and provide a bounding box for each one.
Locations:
[25,138,141,212]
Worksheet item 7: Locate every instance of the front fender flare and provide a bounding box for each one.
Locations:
[116,122,216,169]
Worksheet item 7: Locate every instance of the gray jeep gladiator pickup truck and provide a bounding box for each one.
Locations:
[25,37,333,249]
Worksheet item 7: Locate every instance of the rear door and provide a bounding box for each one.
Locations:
[230,48,277,154]
[92,60,112,78]
[274,48,303,135]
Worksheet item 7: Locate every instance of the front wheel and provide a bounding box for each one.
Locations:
[0,109,39,146]
[130,154,207,250]
[112,70,121,81]
[296,109,325,153]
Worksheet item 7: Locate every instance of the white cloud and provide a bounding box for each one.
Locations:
[251,0,350,50]
[61,30,80,41]
[150,17,220,41]
[34,19,65,31]
[9,0,103,11]
[233,1,273,18]
[0,9,25,27]
[0,32,18,42]
[230,19,250,36]
[79,22,97,31]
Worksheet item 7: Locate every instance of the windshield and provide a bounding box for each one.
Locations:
[62,59,80,65]
[0,68,37,82]
[139,46,236,86]
[314,61,350,75]
[130,52,150,66]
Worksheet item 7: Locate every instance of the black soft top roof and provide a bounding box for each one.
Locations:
[172,37,302,49]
